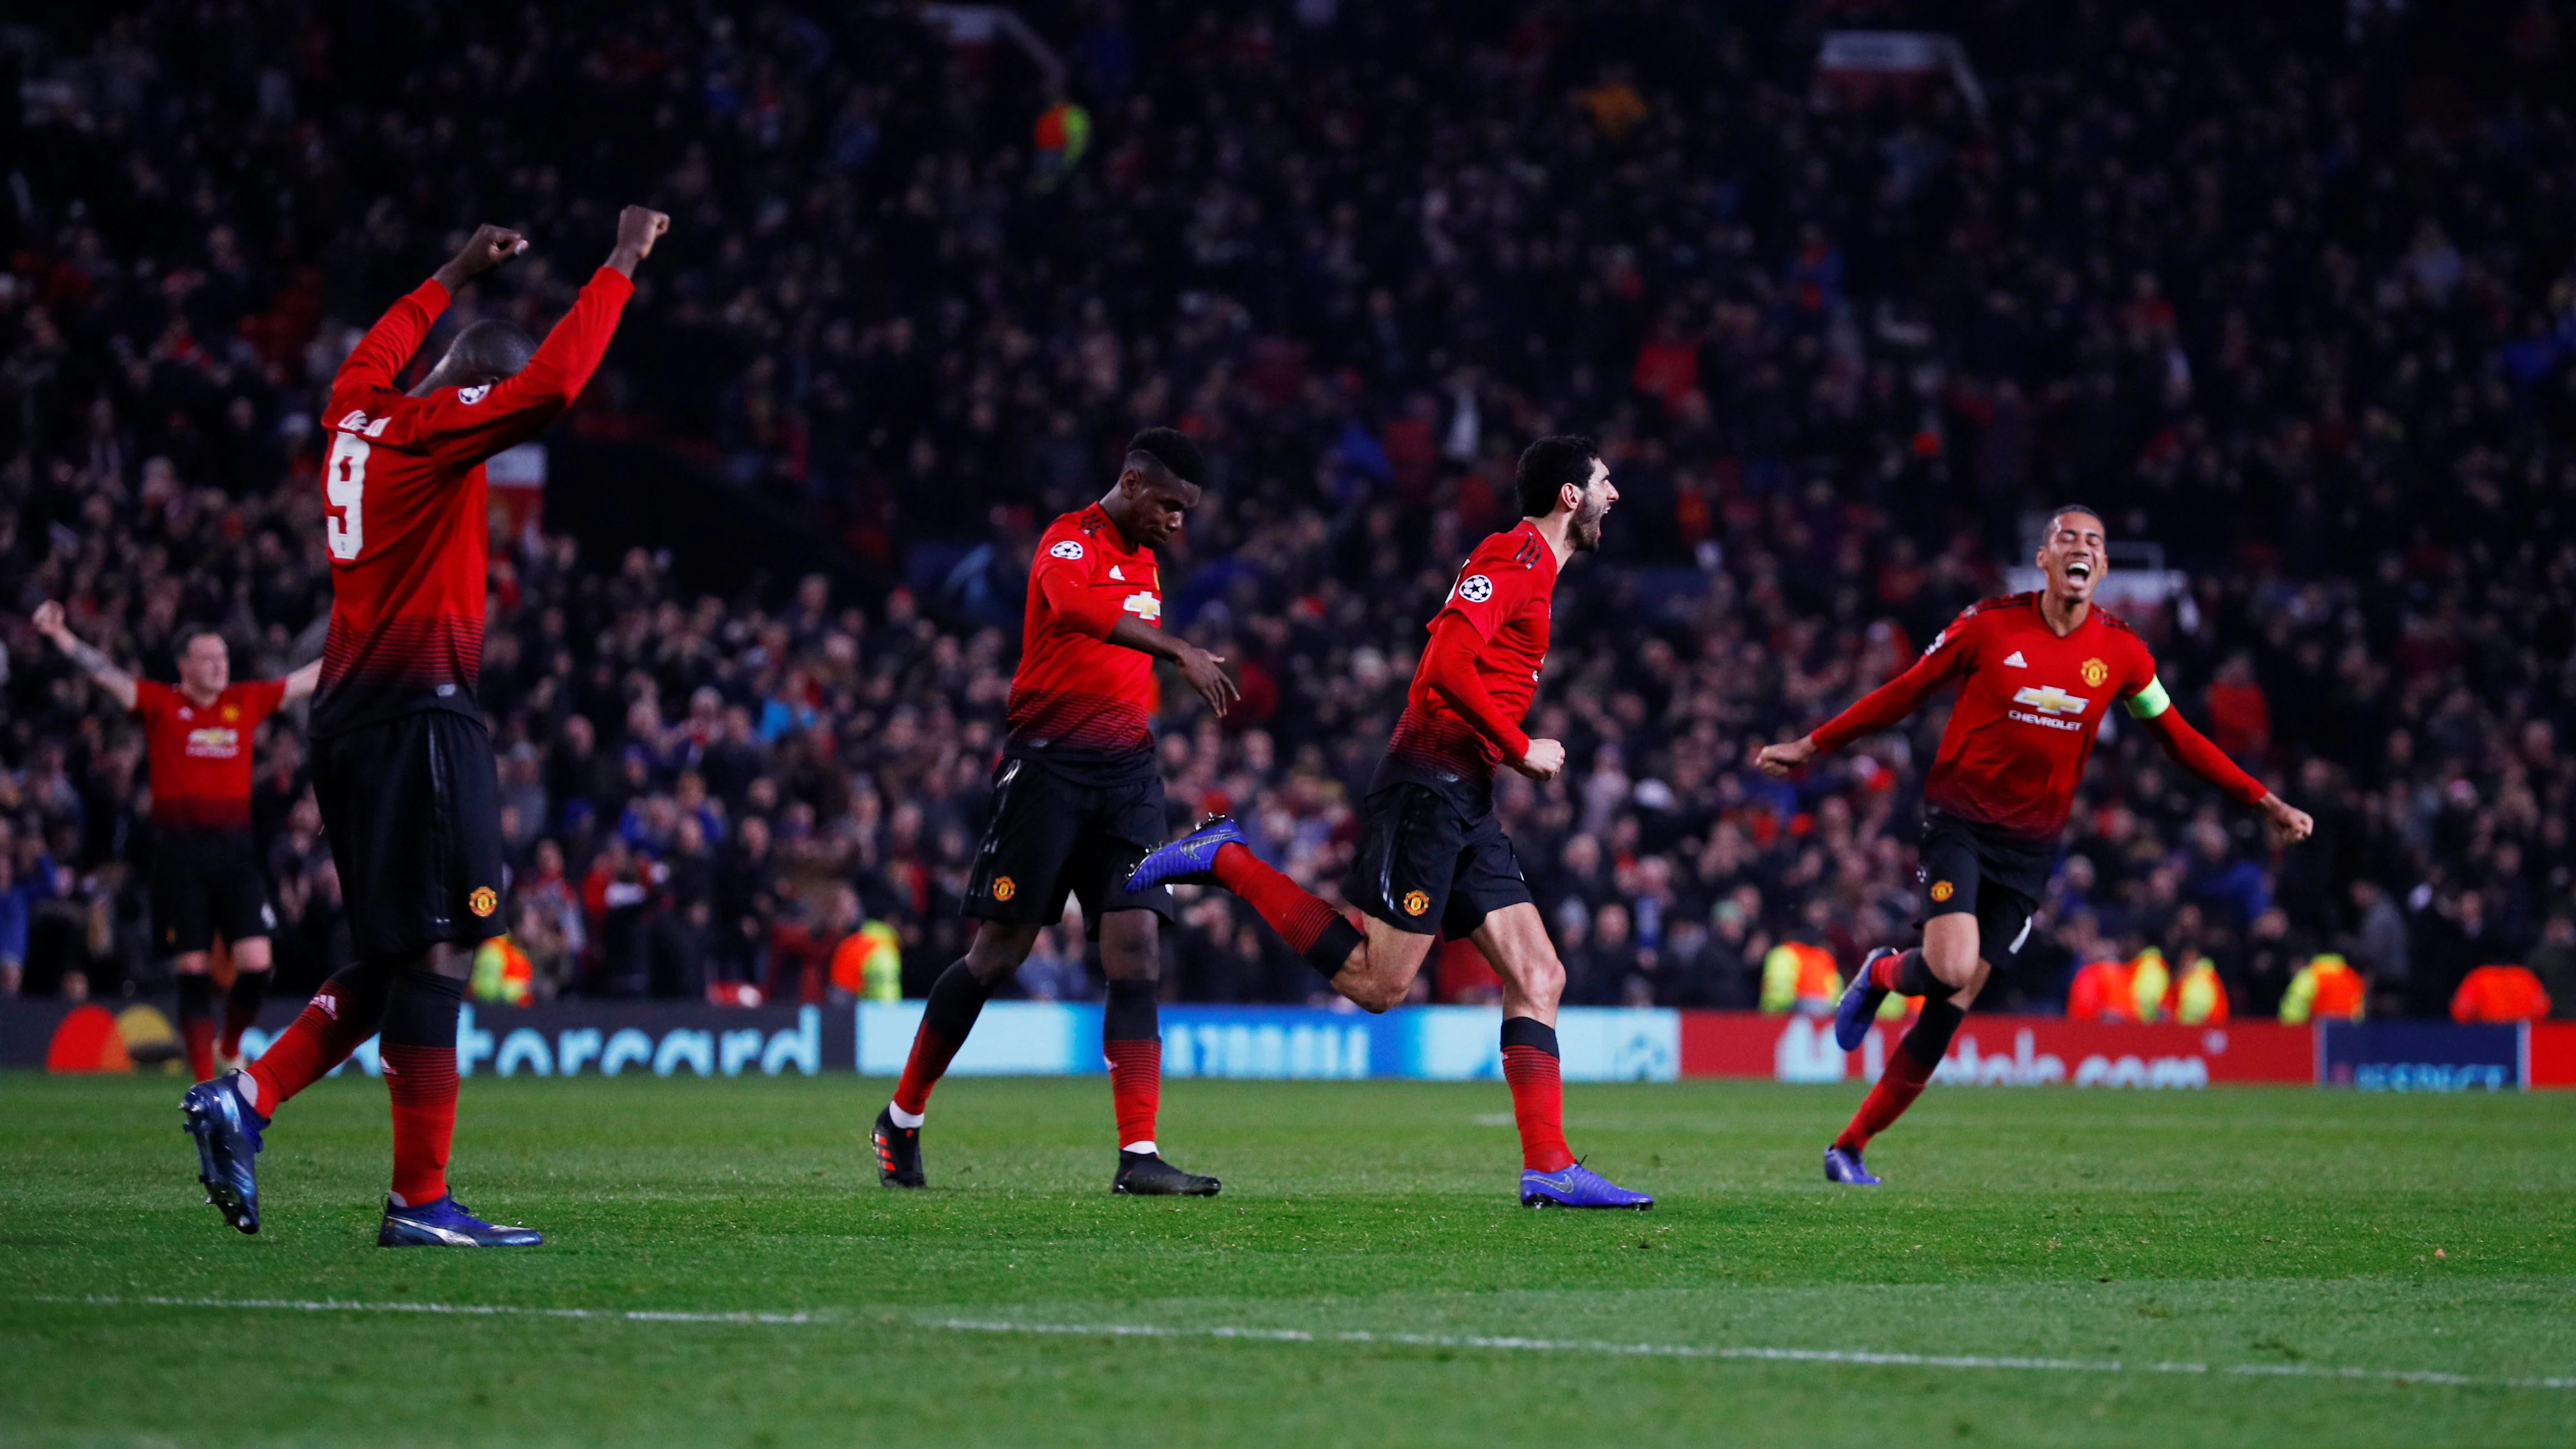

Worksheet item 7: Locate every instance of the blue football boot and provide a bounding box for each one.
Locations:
[1824,1145,1883,1186]
[1124,816,1247,892]
[1520,1160,1653,1210]
[377,1194,545,1247]
[180,1073,266,1234]
[1835,947,1899,1051]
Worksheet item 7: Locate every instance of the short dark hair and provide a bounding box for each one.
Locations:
[2046,502,2106,533]
[446,318,537,381]
[1125,426,1204,486]
[175,627,227,657]
[1517,435,1599,518]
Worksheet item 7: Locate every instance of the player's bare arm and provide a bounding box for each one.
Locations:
[1106,615,1237,715]
[606,206,671,278]
[431,224,528,293]
[1754,735,1818,777]
[32,600,138,710]
[280,658,324,707]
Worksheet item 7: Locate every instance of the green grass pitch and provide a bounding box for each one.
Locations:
[3,1070,2571,1447]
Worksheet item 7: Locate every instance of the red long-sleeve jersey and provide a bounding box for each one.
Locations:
[313,266,635,737]
[1808,593,2266,840]
[1382,520,1558,787]
[1004,504,1164,759]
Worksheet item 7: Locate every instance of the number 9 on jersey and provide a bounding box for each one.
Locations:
[325,432,368,560]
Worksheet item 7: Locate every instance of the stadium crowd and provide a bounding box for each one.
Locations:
[3,1,2575,1020]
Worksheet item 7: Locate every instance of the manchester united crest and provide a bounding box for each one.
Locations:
[1929,880,1954,903]
[468,886,498,917]
[1402,889,1430,916]
[2080,657,2109,688]
[992,876,1018,902]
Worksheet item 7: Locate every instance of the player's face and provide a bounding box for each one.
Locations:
[179,635,229,695]
[1124,469,1200,547]
[1568,456,1618,552]
[2039,511,2107,602]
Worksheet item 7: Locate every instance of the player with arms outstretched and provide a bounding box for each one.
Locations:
[180,208,667,1246]
[1755,505,2313,1185]
[1127,436,1652,1209]
[870,428,1238,1196]
[33,606,320,1079]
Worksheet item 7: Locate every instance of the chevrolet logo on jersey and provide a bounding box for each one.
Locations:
[1122,591,1161,623]
[2008,684,2091,732]
[2011,685,2090,715]
[183,726,242,758]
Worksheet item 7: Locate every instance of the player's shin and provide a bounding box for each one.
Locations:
[1500,1016,1576,1173]
[890,959,993,1123]
[1834,998,1965,1152]
[382,969,465,1207]
[1103,979,1161,1154]
[1211,842,1362,975]
[243,959,395,1116]
[176,972,217,1081]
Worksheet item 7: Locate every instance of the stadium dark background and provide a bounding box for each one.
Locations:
[2,0,2573,1019]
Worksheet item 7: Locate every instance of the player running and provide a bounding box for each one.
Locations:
[33,605,320,1079]
[870,428,1238,1197]
[1126,436,1652,1210]
[1755,504,2313,1185]
[180,208,667,1246]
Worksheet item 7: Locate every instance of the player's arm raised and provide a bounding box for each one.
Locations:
[335,225,526,401]
[31,601,138,711]
[279,658,324,707]
[2122,673,2313,844]
[1757,613,1974,777]
[409,208,667,460]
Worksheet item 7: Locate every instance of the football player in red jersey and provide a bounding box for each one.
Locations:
[1128,437,1653,1209]
[1755,504,2314,1184]
[180,208,667,1247]
[871,428,1239,1197]
[33,603,320,1080]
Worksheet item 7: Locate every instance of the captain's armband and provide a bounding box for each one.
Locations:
[2123,676,2172,720]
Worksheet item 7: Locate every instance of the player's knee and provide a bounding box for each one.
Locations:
[1342,967,1407,1014]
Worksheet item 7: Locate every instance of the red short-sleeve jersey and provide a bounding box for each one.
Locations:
[1386,520,1560,783]
[313,266,633,737]
[1004,504,1164,758]
[132,678,288,831]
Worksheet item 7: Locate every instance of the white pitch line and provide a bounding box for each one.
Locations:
[34,1296,2576,1393]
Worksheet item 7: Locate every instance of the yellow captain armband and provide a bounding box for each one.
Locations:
[2123,676,2171,719]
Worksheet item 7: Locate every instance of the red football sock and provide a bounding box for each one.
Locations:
[182,1018,217,1084]
[892,1028,962,1116]
[1837,1047,1935,1151]
[383,1044,459,1206]
[176,973,216,1081]
[244,970,387,1115]
[892,960,994,1116]
[1501,1023,1575,1173]
[1870,950,1906,991]
[1213,842,1343,955]
[219,969,271,1059]
[1106,1039,1161,1149]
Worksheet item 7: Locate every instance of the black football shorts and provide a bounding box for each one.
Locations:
[964,752,1174,936]
[1344,779,1534,939]
[311,711,509,960]
[150,831,276,956]
[1915,807,2054,973]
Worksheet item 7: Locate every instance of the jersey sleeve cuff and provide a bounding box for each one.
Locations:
[588,265,637,300]
[414,277,452,311]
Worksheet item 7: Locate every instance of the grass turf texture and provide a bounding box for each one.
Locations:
[2,1072,2570,1447]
